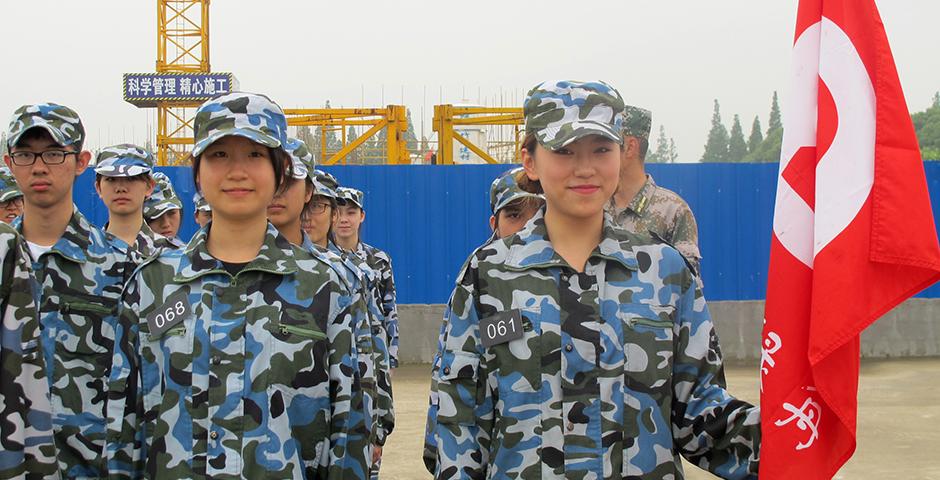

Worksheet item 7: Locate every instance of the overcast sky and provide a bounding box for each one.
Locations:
[0,0,935,162]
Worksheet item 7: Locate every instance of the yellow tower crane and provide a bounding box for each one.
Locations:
[155,0,210,165]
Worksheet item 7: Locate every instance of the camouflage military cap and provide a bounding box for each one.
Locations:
[284,136,313,181]
[193,191,211,212]
[490,166,542,214]
[192,92,288,158]
[311,169,340,199]
[144,172,183,220]
[523,80,625,151]
[336,186,364,210]
[0,166,23,202]
[94,143,155,177]
[622,105,652,140]
[6,102,85,149]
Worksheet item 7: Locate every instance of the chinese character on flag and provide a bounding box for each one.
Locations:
[761,0,940,478]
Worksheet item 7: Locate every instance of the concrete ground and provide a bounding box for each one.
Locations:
[380,358,940,479]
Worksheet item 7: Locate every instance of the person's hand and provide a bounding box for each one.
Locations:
[372,444,383,465]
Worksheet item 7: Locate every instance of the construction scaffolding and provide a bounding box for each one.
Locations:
[432,105,524,165]
[284,106,412,165]
[155,0,210,165]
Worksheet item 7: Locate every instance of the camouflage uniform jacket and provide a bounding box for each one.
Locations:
[428,208,760,479]
[331,241,394,446]
[106,224,368,479]
[105,223,178,279]
[354,243,399,368]
[13,208,125,478]
[606,174,702,273]
[0,223,58,479]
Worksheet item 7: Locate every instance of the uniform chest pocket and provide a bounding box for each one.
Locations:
[487,309,542,394]
[621,306,676,396]
[437,351,480,426]
[266,310,328,391]
[56,299,115,356]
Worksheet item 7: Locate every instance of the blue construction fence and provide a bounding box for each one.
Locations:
[73,163,940,303]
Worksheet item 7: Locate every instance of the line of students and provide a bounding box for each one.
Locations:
[1,79,757,480]
[0,93,399,479]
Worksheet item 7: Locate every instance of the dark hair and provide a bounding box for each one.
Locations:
[192,145,290,195]
[494,195,544,228]
[14,128,83,152]
[637,137,649,160]
[517,133,544,194]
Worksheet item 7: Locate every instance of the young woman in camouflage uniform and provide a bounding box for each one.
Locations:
[106,92,368,479]
[271,138,394,477]
[427,80,760,480]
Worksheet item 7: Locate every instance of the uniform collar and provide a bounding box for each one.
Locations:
[173,222,298,282]
[626,174,657,215]
[14,206,96,263]
[503,207,637,271]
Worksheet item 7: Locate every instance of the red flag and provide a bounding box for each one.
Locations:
[761,0,940,478]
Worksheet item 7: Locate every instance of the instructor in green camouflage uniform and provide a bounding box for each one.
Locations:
[607,105,703,273]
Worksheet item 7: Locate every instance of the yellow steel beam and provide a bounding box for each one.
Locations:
[453,131,499,164]
[452,114,524,126]
[322,119,387,165]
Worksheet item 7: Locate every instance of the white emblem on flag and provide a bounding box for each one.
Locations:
[774,387,821,450]
[759,330,783,392]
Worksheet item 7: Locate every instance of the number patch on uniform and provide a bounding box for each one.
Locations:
[145,289,191,338]
[480,310,524,348]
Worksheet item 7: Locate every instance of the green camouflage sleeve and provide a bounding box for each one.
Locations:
[0,226,58,479]
[669,203,702,273]
[672,264,760,478]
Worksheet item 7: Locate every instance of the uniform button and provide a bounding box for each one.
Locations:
[442,367,451,375]
[566,422,575,432]
[210,431,218,439]
[565,344,573,352]
[560,273,569,281]
[211,355,221,365]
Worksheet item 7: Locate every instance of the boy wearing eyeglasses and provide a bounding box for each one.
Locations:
[3,103,125,478]
[0,166,24,223]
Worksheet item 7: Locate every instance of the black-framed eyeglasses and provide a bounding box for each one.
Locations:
[9,150,76,166]
[308,202,331,214]
[0,197,23,209]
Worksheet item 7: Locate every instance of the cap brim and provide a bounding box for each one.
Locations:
[8,124,71,149]
[192,128,281,158]
[536,121,622,151]
[493,191,543,214]
[94,165,152,177]
[0,190,23,202]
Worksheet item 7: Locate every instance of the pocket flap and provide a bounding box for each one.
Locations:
[440,351,479,381]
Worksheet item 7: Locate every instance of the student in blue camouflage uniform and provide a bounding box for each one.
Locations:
[272,141,394,476]
[3,102,126,478]
[144,171,185,248]
[423,165,544,473]
[193,191,212,227]
[0,166,24,224]
[95,144,175,265]
[105,92,368,479]
[426,80,761,480]
[0,222,57,479]
[334,187,400,372]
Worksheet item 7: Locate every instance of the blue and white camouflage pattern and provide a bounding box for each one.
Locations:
[311,170,339,199]
[6,103,84,149]
[0,222,58,479]
[524,80,625,151]
[193,191,211,212]
[143,172,182,221]
[0,166,22,203]
[490,166,542,214]
[285,136,313,180]
[336,187,364,210]
[12,209,126,478]
[192,92,288,158]
[106,223,369,478]
[426,207,760,479]
[94,144,154,178]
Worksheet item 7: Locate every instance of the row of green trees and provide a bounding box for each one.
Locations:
[700,93,783,163]
[697,91,940,163]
